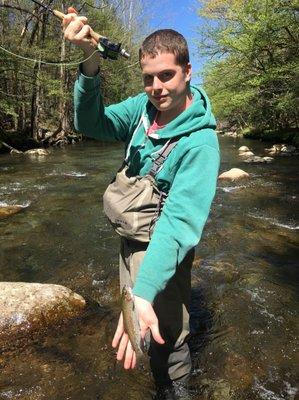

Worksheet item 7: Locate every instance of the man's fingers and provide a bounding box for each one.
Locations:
[116,332,129,361]
[74,24,92,41]
[112,313,124,348]
[131,351,137,369]
[89,27,99,47]
[63,15,87,28]
[124,340,134,369]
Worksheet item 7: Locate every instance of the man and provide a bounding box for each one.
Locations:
[64,8,220,399]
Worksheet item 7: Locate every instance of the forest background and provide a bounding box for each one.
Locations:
[0,0,298,150]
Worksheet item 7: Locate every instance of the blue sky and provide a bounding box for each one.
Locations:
[148,0,209,85]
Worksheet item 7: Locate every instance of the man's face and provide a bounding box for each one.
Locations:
[140,52,192,117]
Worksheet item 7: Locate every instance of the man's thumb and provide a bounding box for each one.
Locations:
[67,7,78,14]
[151,325,165,345]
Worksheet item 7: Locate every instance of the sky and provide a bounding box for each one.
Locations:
[148,0,209,85]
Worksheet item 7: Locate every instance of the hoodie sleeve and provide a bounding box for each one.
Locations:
[132,144,220,303]
[74,71,143,142]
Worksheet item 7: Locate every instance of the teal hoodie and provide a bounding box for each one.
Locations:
[74,72,220,303]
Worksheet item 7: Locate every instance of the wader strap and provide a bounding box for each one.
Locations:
[125,114,144,162]
[149,137,179,177]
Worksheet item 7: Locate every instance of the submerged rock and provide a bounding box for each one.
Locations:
[200,378,232,400]
[223,131,238,138]
[10,149,23,155]
[262,156,274,163]
[242,155,266,163]
[0,282,86,351]
[238,146,256,159]
[25,148,49,157]
[0,205,25,219]
[239,150,255,157]
[218,168,249,181]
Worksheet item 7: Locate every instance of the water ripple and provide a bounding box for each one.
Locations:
[248,213,299,230]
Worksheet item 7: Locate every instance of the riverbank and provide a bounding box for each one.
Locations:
[1,127,298,155]
[241,127,299,146]
[0,129,82,154]
[218,128,299,149]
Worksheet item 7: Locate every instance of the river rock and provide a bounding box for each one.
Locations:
[239,150,255,157]
[10,149,23,155]
[281,144,296,154]
[265,144,296,156]
[0,282,86,351]
[238,146,250,153]
[242,155,266,163]
[262,156,274,163]
[0,204,25,219]
[200,379,232,400]
[223,131,238,138]
[218,168,249,181]
[25,148,49,157]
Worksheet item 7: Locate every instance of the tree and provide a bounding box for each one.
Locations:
[197,0,299,132]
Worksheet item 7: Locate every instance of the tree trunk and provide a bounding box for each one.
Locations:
[30,60,42,140]
[59,14,70,135]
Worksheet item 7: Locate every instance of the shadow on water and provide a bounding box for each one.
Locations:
[0,137,298,399]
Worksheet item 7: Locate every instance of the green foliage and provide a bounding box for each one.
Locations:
[197,0,299,134]
[0,0,144,137]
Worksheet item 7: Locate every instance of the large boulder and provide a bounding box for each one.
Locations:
[218,168,249,181]
[0,282,86,351]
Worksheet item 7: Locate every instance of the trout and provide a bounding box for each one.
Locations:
[121,285,144,358]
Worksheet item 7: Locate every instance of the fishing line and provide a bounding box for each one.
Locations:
[0,44,100,66]
[0,44,139,72]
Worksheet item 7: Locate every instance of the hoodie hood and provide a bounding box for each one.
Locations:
[142,85,216,139]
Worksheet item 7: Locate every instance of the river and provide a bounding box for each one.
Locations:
[0,135,298,400]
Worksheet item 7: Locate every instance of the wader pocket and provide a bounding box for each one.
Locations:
[103,165,165,242]
[103,136,179,242]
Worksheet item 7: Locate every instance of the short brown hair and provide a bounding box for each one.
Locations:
[139,29,190,67]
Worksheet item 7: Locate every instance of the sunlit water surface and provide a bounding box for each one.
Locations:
[0,136,298,400]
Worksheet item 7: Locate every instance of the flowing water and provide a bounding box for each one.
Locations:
[0,136,298,400]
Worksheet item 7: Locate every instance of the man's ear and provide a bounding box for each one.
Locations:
[184,63,192,83]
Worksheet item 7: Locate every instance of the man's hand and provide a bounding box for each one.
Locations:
[112,296,165,369]
[62,7,101,76]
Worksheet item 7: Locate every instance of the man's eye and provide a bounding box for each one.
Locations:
[159,71,174,82]
[143,75,153,85]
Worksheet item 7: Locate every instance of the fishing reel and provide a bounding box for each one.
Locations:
[97,38,130,60]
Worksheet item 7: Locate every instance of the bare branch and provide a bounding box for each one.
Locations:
[0,4,42,21]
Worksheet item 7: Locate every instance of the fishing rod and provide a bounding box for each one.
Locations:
[29,0,130,60]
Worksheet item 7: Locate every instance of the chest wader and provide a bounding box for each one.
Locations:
[103,137,179,242]
[104,133,193,389]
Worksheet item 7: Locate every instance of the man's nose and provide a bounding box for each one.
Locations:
[152,76,162,90]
